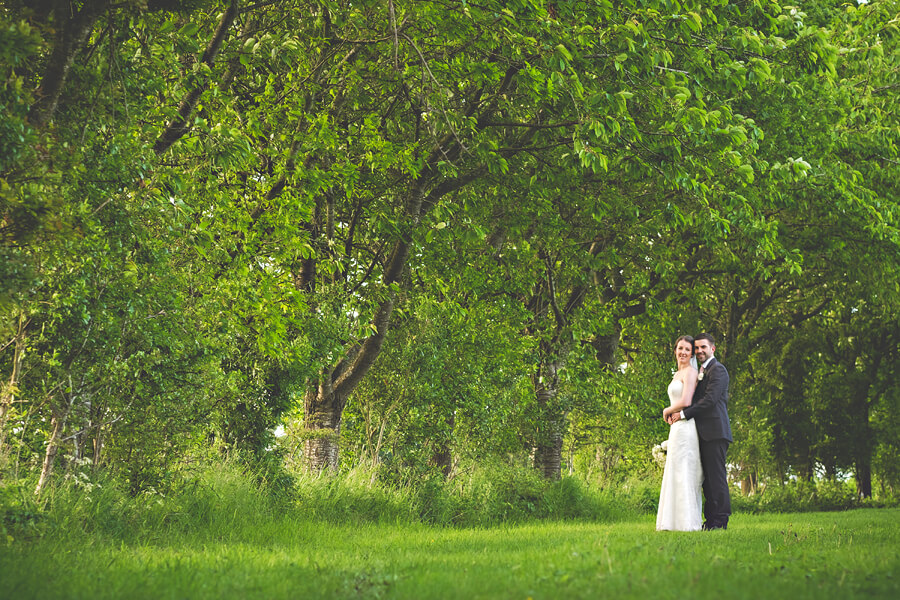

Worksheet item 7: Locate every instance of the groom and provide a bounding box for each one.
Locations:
[669,333,732,530]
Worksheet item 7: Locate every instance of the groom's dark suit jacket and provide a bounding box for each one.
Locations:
[683,357,732,442]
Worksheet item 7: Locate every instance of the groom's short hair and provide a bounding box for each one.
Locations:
[695,332,716,346]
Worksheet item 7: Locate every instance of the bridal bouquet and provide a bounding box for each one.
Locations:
[652,441,668,467]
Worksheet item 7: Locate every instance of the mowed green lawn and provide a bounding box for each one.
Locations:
[2,509,897,599]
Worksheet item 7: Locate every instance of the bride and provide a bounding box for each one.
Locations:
[656,335,703,531]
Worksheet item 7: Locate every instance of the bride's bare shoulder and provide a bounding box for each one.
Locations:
[676,367,698,382]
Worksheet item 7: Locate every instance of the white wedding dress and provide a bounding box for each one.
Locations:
[656,378,703,531]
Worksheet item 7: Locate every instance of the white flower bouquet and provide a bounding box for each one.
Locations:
[652,440,668,467]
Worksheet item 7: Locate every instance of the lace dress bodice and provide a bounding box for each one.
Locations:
[668,379,683,406]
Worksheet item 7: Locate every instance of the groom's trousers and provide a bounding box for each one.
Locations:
[699,438,731,528]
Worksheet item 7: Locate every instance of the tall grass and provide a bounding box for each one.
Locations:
[4,458,894,550]
[288,459,634,526]
[1,460,285,546]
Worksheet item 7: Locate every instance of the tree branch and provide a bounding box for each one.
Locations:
[29,0,111,127]
[154,0,239,154]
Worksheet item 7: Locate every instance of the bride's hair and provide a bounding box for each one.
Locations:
[674,335,695,352]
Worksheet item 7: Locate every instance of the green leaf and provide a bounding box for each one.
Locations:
[179,22,200,37]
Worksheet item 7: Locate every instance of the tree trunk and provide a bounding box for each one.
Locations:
[532,385,566,481]
[533,421,565,480]
[89,396,106,474]
[92,426,104,475]
[740,471,758,496]
[35,403,71,497]
[29,0,110,127]
[0,312,27,452]
[302,385,345,471]
[431,442,453,479]
[852,380,873,499]
[303,424,341,472]
[852,394,873,499]
[855,459,872,499]
[430,412,455,479]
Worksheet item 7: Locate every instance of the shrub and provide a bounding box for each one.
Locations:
[730,478,884,513]
[0,479,42,543]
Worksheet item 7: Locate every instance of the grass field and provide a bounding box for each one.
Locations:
[2,508,897,599]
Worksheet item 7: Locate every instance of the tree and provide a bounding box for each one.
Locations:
[1,0,897,499]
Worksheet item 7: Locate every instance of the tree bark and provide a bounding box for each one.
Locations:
[855,459,872,499]
[302,386,344,471]
[531,346,567,480]
[532,386,566,481]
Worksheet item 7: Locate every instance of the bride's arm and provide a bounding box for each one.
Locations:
[664,370,698,414]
